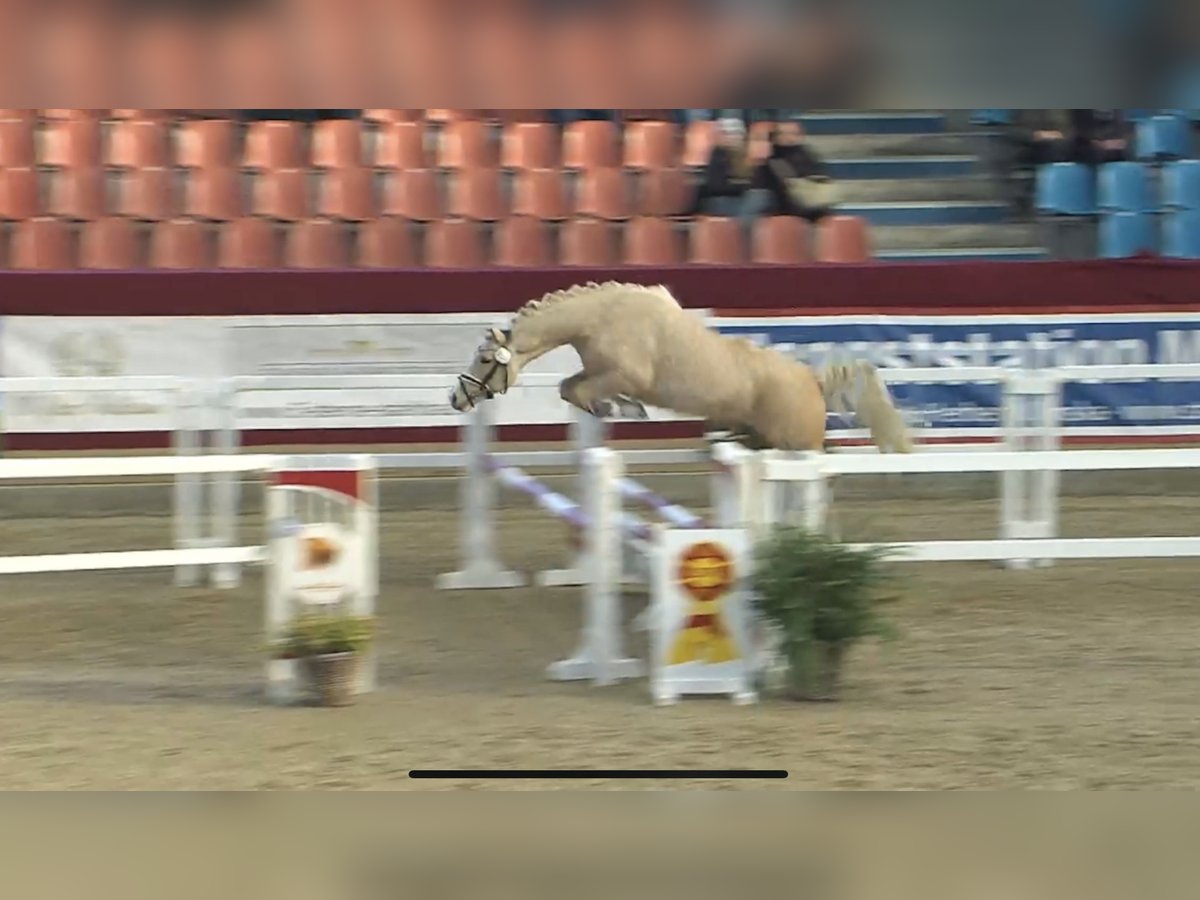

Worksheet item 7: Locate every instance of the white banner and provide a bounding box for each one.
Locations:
[1,313,698,433]
[0,317,225,433]
[228,314,586,429]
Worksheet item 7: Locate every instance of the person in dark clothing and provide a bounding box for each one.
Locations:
[753,122,836,222]
[689,117,755,216]
[980,109,1131,215]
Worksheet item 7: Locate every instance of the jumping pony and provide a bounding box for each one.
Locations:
[449,281,913,453]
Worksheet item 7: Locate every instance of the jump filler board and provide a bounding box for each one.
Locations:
[265,456,378,705]
[650,529,757,706]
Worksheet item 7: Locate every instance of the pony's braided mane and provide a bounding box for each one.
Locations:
[512,281,674,322]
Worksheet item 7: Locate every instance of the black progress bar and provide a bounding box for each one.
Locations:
[409,770,788,780]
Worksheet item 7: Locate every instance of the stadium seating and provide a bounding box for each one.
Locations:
[1,108,1195,269]
[1163,160,1200,209]
[1036,163,1097,216]
[1098,162,1152,212]
[1163,210,1200,258]
[1099,212,1156,258]
[1136,114,1194,161]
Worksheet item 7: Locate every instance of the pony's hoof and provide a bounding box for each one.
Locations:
[616,399,649,420]
[587,399,616,418]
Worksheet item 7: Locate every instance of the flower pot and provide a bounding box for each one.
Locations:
[786,642,845,702]
[300,652,361,707]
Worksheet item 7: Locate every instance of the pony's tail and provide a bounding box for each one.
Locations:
[818,361,914,454]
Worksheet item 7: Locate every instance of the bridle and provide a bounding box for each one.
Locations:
[455,345,511,409]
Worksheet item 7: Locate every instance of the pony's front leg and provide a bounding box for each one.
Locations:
[562,371,644,420]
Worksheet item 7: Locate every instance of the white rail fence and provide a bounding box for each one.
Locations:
[719,445,1200,566]
[2,365,1200,583]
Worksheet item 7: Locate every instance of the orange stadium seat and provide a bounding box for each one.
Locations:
[448,167,508,221]
[47,166,105,220]
[80,217,141,269]
[562,120,620,169]
[177,118,236,168]
[243,121,305,169]
[252,167,310,221]
[0,117,35,167]
[41,109,100,120]
[116,166,177,219]
[511,168,569,220]
[108,118,170,168]
[815,214,872,263]
[752,216,812,264]
[438,119,498,169]
[560,216,617,266]
[218,217,280,268]
[501,122,559,170]
[494,215,554,266]
[284,218,349,268]
[623,216,683,265]
[575,168,631,220]
[42,117,102,167]
[0,109,36,123]
[312,119,365,168]
[148,218,211,268]
[682,120,718,167]
[0,166,42,219]
[374,121,429,170]
[624,120,678,170]
[689,216,747,264]
[425,218,486,268]
[356,217,416,268]
[183,167,244,220]
[317,166,377,221]
[11,217,74,269]
[381,168,442,220]
[638,167,691,216]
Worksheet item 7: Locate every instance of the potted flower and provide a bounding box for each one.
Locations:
[271,611,375,707]
[751,527,899,701]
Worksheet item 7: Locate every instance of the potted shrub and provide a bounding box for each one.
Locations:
[271,611,375,707]
[751,527,899,701]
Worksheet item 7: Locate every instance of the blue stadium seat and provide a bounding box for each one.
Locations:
[1136,114,1194,161]
[1098,161,1152,212]
[1163,210,1200,258]
[1099,212,1157,258]
[970,109,1013,126]
[1035,163,1096,215]
[1163,160,1200,209]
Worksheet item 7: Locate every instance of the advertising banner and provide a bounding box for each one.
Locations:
[713,313,1200,439]
[5,310,1200,441]
[0,317,224,433]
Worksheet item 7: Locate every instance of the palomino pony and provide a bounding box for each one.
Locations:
[448,281,913,453]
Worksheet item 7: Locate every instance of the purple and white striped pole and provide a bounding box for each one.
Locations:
[487,457,654,542]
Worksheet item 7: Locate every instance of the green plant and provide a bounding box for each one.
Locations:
[751,527,900,699]
[271,611,375,660]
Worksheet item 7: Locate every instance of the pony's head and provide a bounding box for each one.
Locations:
[449,326,516,412]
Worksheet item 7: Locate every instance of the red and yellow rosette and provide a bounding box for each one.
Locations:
[668,541,739,665]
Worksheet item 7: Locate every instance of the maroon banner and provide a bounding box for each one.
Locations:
[2,259,1199,317]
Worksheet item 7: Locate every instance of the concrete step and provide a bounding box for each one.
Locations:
[877,247,1049,262]
[870,222,1041,251]
[837,176,1002,203]
[827,157,977,180]
[798,111,947,135]
[842,201,1009,227]
[807,132,981,158]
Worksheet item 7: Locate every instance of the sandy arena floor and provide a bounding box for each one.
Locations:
[1,469,1199,790]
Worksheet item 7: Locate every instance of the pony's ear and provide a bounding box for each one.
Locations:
[489,327,510,345]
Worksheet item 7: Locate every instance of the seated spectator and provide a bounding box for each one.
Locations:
[980,110,1131,215]
[755,122,838,223]
[688,117,756,217]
